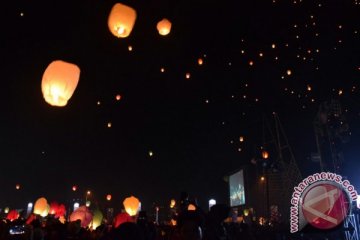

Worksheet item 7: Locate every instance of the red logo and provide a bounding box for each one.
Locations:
[301,183,349,230]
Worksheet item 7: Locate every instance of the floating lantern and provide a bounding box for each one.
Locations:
[244,209,250,216]
[123,196,140,216]
[7,210,19,221]
[108,3,137,38]
[239,136,244,142]
[128,45,133,51]
[15,184,20,190]
[106,194,112,201]
[287,69,292,75]
[262,150,269,159]
[198,58,203,65]
[41,60,80,107]
[4,207,9,214]
[157,18,172,36]
[91,209,103,230]
[113,212,132,228]
[70,206,93,228]
[188,204,196,211]
[72,185,77,191]
[185,73,191,79]
[116,94,121,101]
[170,199,176,208]
[34,197,48,216]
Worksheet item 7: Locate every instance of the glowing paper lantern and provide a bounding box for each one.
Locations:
[41,60,80,107]
[243,209,249,216]
[55,204,66,218]
[4,207,9,214]
[123,196,140,216]
[188,204,196,211]
[170,199,176,208]
[50,202,59,215]
[72,185,77,191]
[7,210,19,221]
[262,150,269,159]
[157,18,172,36]
[40,204,50,217]
[239,136,244,142]
[108,3,137,38]
[34,197,48,215]
[106,194,112,201]
[116,95,121,101]
[113,212,133,228]
[15,184,20,190]
[287,69,292,75]
[70,206,93,228]
[91,209,103,230]
[198,58,203,65]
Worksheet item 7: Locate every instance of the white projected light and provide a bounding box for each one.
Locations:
[209,199,216,210]
[229,169,246,207]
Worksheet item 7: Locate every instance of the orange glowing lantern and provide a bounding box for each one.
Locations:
[70,206,93,228]
[41,60,80,107]
[188,204,196,211]
[113,212,133,228]
[186,73,191,79]
[170,199,176,208]
[157,18,172,36]
[198,58,203,65]
[116,94,121,101]
[34,197,48,216]
[15,184,20,190]
[287,69,292,75]
[72,185,77,191]
[108,3,137,38]
[123,196,140,216]
[106,194,112,201]
[262,150,269,159]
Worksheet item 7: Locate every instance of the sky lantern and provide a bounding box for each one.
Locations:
[108,3,137,38]
[41,60,80,107]
[123,196,140,216]
[70,206,93,228]
[34,197,48,215]
[106,194,112,201]
[40,204,50,217]
[116,94,121,101]
[239,136,244,142]
[113,212,132,228]
[72,185,77,191]
[6,210,19,221]
[4,207,9,214]
[49,202,59,215]
[157,18,172,36]
[186,73,191,79]
[91,209,103,230]
[262,150,269,159]
[198,58,203,65]
[15,184,20,190]
[170,199,176,208]
[188,204,196,211]
[287,69,292,75]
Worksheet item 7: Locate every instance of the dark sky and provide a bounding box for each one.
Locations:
[1,0,360,213]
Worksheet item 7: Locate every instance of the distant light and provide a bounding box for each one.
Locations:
[249,61,254,66]
[116,94,121,101]
[15,184,20,190]
[97,101,101,105]
[4,207,9,214]
[209,199,216,210]
[260,176,265,181]
[87,190,91,195]
[106,194,112,201]
[72,185,77,191]
[20,12,24,17]
[188,204,196,211]
[287,69,292,76]
[271,44,276,49]
[185,73,191,79]
[239,136,244,142]
[259,52,263,57]
[74,202,80,211]
[149,151,153,157]
[160,67,165,73]
[86,201,91,207]
[198,58,203,65]
[107,122,112,128]
[128,45,133,51]
[28,202,33,208]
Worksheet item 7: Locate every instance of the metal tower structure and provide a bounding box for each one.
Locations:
[258,113,303,222]
[313,99,350,173]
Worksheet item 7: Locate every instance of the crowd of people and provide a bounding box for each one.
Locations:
[0,200,293,240]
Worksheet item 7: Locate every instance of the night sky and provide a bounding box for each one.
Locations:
[1,0,360,213]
